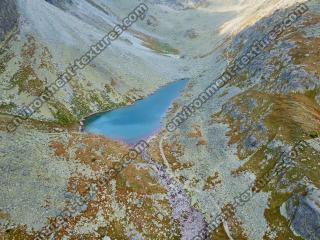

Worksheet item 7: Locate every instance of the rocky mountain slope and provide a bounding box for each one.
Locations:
[0,0,319,239]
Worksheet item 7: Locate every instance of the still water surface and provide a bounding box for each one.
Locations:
[84,79,187,144]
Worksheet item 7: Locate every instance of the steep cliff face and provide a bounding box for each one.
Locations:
[0,0,186,124]
[0,0,319,240]
[0,0,19,42]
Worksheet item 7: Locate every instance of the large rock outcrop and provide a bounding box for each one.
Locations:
[285,188,320,240]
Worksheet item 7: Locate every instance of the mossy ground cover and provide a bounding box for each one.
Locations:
[47,133,181,239]
[0,102,16,112]
[214,86,320,238]
[139,35,179,55]
[287,13,320,78]
[71,82,127,120]
[10,65,44,95]
[49,101,77,126]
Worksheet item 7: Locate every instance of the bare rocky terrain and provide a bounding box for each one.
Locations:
[0,0,319,239]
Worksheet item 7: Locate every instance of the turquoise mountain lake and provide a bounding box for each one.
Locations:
[84,79,187,144]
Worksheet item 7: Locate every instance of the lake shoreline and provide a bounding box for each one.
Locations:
[82,79,188,144]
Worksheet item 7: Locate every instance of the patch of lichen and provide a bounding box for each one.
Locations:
[116,165,161,198]
[49,101,77,126]
[90,93,106,109]
[104,84,116,95]
[233,144,270,180]
[67,163,179,239]
[292,145,320,189]
[68,233,98,240]
[10,65,33,93]
[269,56,287,80]
[163,138,194,171]
[55,133,128,169]
[216,89,320,162]
[232,144,310,238]
[114,163,181,239]
[90,92,124,113]
[125,197,177,239]
[106,220,129,240]
[21,35,36,59]
[1,226,35,240]
[47,133,181,238]
[148,133,194,175]
[46,175,110,238]
[226,70,249,88]
[70,84,125,118]
[39,47,55,72]
[0,102,16,112]
[0,47,6,56]
[286,13,320,78]
[216,86,320,237]
[213,90,271,159]
[237,70,249,84]
[209,224,230,240]
[0,62,5,74]
[255,152,316,237]
[224,90,319,180]
[203,172,221,191]
[187,123,207,146]
[139,35,179,55]
[265,93,320,142]
[289,35,320,78]
[10,65,44,95]
[27,78,44,96]
[71,94,91,117]
[209,204,247,240]
[119,165,166,195]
